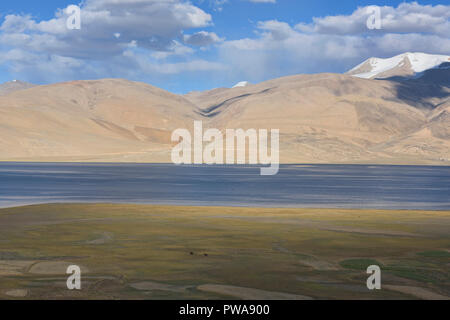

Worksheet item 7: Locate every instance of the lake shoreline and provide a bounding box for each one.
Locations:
[1,160,450,166]
[2,202,450,212]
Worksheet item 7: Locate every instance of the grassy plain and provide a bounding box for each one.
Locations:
[0,204,448,300]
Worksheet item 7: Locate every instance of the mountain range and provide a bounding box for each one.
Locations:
[0,52,449,164]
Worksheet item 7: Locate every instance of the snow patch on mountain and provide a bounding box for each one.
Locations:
[232,81,250,88]
[349,52,450,79]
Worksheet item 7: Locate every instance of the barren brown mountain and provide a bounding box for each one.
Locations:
[0,79,199,162]
[0,60,449,164]
[186,69,450,164]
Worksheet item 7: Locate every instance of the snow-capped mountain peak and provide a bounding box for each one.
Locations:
[232,81,250,88]
[347,52,450,79]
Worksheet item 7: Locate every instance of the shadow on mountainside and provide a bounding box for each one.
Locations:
[381,63,450,109]
[196,88,275,118]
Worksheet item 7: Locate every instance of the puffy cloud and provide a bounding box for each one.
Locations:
[0,0,222,82]
[6,0,212,55]
[121,48,225,74]
[257,20,296,41]
[296,2,449,36]
[183,31,224,46]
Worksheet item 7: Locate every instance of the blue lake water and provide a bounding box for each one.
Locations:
[0,163,449,210]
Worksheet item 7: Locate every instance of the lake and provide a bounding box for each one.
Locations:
[0,163,449,210]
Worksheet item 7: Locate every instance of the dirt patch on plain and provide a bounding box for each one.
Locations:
[86,232,114,245]
[28,261,88,275]
[298,259,338,271]
[197,284,313,300]
[130,281,192,293]
[4,289,28,298]
[322,226,418,237]
[384,285,449,300]
[0,260,36,276]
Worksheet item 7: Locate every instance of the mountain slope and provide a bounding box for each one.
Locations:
[0,79,199,162]
[186,72,450,164]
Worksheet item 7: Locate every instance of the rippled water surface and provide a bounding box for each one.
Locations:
[0,163,449,210]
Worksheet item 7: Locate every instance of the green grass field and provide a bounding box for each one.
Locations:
[0,204,448,300]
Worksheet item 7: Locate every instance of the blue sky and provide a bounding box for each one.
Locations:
[0,0,448,93]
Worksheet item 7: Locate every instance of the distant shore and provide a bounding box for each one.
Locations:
[1,158,449,166]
